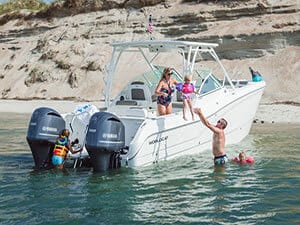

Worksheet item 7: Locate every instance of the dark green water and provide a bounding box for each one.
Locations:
[0,113,299,225]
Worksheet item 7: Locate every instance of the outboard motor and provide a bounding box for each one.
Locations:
[85,112,125,172]
[26,107,65,169]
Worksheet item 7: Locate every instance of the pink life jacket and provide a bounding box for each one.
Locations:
[232,156,254,164]
[182,83,194,94]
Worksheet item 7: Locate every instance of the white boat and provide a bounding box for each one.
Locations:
[27,40,265,171]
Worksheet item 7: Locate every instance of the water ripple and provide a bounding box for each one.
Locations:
[0,115,299,224]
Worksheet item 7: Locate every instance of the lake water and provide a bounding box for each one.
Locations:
[0,113,299,225]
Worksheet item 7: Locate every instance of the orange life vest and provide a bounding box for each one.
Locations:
[53,136,69,158]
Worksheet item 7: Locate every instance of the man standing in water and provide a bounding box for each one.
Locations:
[194,108,228,165]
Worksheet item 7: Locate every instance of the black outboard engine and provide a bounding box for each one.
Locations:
[85,112,125,172]
[26,107,65,169]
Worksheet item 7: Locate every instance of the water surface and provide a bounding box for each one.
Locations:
[0,113,299,225]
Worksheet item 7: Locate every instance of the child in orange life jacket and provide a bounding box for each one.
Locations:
[52,129,82,170]
[177,75,198,121]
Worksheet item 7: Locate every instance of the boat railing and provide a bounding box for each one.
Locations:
[223,79,249,88]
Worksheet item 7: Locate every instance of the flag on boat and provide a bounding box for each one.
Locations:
[148,15,153,34]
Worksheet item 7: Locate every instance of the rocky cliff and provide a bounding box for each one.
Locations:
[0,0,299,103]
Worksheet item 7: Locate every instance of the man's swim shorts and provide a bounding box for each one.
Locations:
[214,154,228,165]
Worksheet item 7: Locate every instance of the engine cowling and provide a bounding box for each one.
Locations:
[26,107,65,169]
[85,112,125,172]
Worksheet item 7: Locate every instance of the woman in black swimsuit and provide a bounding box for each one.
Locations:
[155,67,179,115]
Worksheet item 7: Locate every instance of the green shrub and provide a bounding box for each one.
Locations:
[0,0,49,15]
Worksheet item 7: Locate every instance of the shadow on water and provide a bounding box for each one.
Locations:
[212,165,227,182]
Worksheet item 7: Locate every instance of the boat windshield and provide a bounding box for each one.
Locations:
[127,65,181,88]
[194,68,222,94]
[108,51,184,103]
[110,66,182,105]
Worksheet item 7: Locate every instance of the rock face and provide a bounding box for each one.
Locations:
[0,0,299,102]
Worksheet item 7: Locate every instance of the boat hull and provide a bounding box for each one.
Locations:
[122,82,265,168]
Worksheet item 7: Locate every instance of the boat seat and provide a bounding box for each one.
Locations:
[132,88,146,100]
[116,100,138,106]
[128,81,153,106]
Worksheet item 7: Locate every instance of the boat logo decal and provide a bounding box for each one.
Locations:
[149,136,168,145]
[41,126,57,132]
[103,133,118,139]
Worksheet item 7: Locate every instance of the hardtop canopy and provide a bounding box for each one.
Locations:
[112,40,219,52]
[104,40,234,106]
